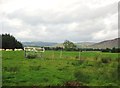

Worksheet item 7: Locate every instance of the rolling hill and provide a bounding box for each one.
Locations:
[53,38,120,49]
[75,42,95,48]
[22,41,57,47]
[89,38,120,49]
[22,38,120,49]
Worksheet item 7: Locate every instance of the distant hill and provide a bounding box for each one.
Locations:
[22,41,57,47]
[75,42,95,48]
[53,42,95,48]
[89,38,120,49]
[22,38,120,49]
[53,43,64,48]
[53,38,120,49]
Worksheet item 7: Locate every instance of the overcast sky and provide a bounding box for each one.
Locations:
[0,0,119,43]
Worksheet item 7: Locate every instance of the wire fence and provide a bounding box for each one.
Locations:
[25,50,84,60]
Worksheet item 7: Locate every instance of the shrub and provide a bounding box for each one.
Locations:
[26,53,37,59]
[101,57,110,64]
[75,56,79,59]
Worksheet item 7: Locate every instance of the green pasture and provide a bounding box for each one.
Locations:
[1,50,120,86]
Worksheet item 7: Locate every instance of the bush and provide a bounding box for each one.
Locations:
[75,56,79,59]
[26,53,37,59]
[101,57,110,64]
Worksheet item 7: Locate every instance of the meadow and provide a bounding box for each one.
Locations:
[1,50,120,87]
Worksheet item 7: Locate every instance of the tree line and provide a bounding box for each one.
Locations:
[44,46,120,53]
[0,34,23,50]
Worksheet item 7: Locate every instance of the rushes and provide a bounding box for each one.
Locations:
[3,66,20,72]
[29,65,41,71]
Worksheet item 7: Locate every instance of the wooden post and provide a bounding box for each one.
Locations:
[52,50,54,59]
[41,52,43,58]
[79,50,81,60]
[41,52,43,59]
[60,49,62,58]
[25,50,26,58]
[39,52,41,58]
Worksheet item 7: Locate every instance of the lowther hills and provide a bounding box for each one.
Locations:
[22,38,120,49]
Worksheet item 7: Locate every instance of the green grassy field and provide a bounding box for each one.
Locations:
[2,50,120,87]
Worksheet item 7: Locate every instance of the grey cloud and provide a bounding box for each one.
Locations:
[6,2,117,26]
[1,0,118,42]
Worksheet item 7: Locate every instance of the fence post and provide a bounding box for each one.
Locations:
[60,49,62,58]
[25,50,26,58]
[79,50,81,60]
[52,50,54,59]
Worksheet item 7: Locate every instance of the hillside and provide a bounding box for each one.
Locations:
[52,42,95,48]
[22,41,57,47]
[53,38,120,49]
[22,38,120,49]
[75,42,95,48]
[89,38,120,49]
